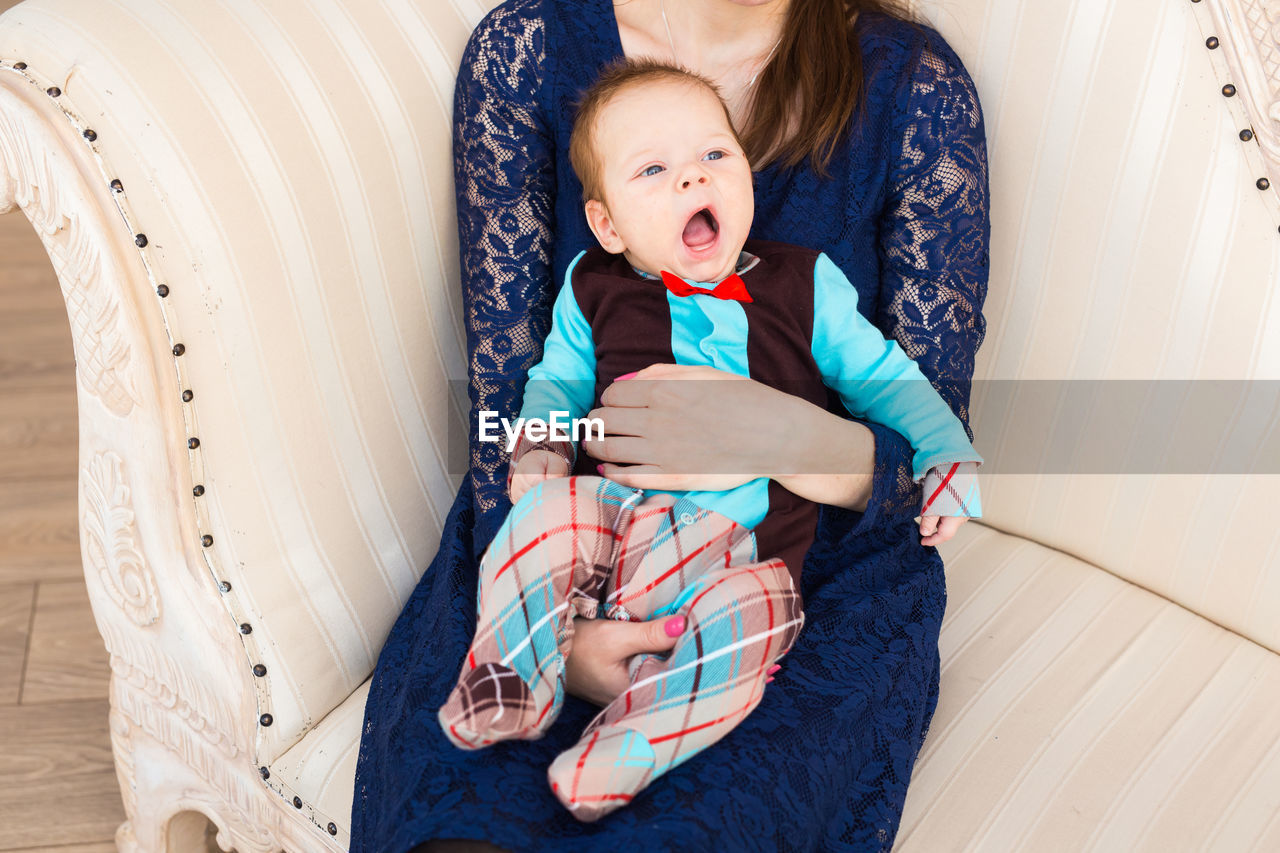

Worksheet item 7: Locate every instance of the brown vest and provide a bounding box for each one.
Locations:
[568,240,833,588]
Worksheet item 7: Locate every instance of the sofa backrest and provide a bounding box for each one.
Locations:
[0,0,495,763]
[913,0,1280,652]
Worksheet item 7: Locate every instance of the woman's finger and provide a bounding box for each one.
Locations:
[585,434,653,465]
[599,375,657,408]
[597,462,667,489]
[585,404,651,437]
[612,615,684,657]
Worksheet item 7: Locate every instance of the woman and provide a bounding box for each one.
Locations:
[351,0,989,850]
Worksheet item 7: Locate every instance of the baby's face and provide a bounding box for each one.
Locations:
[585,78,754,284]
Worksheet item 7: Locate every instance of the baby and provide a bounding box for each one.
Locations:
[439,59,983,822]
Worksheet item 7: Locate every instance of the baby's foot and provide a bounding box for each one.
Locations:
[438,661,560,749]
[546,725,657,822]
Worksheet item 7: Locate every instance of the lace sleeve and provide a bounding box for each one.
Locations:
[453,1,555,551]
[854,38,991,534]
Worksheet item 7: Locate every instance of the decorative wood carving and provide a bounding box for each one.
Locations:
[83,452,161,627]
[1210,0,1280,191]
[110,686,285,853]
[0,87,141,417]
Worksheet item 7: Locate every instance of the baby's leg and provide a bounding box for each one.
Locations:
[547,515,804,820]
[438,476,642,750]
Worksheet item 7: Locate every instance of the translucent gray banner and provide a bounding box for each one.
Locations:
[447,379,1280,476]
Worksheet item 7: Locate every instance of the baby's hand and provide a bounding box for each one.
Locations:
[918,514,969,547]
[509,450,570,505]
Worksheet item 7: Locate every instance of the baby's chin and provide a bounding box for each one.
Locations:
[661,246,743,284]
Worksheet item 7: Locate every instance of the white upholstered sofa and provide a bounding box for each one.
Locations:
[2,0,1278,850]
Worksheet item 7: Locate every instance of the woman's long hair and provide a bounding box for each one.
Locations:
[744,0,918,175]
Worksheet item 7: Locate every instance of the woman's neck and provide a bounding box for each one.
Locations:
[615,0,790,124]
[614,0,783,78]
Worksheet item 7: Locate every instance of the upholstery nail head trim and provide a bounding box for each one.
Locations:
[187,437,199,449]
[156,284,169,297]
[192,484,205,496]
[201,534,213,547]
[240,623,252,634]
[218,581,232,593]
[253,664,267,677]
[45,86,60,97]
[135,233,147,247]
[292,796,302,809]
[1240,129,1254,142]
[260,713,273,727]
[83,128,97,141]
[1222,83,1236,97]
[259,766,270,780]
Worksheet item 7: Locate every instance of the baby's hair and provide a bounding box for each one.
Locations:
[569,58,743,204]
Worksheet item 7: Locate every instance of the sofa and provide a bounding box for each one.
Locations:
[0,0,1277,849]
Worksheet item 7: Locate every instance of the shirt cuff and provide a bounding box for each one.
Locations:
[919,461,982,518]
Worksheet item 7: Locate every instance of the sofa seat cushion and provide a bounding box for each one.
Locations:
[270,523,1280,851]
[269,678,369,848]
[900,522,1280,851]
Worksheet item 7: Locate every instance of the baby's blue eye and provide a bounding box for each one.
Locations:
[704,150,725,161]
[641,164,664,177]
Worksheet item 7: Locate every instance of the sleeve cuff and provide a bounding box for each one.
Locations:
[919,461,982,518]
[842,418,921,541]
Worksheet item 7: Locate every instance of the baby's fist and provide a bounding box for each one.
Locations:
[509,450,570,505]
[918,514,969,547]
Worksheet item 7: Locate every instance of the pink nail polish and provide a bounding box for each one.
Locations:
[616,371,638,380]
[766,677,774,683]
[664,616,686,637]
[768,664,781,674]
[596,464,605,474]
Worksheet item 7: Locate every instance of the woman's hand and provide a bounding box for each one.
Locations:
[562,614,687,707]
[585,363,877,511]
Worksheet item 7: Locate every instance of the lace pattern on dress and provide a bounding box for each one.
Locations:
[875,43,990,522]
[454,0,555,535]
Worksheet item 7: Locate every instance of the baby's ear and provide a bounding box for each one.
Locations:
[585,199,626,254]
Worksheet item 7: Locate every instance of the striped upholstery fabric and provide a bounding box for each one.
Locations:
[899,522,1280,851]
[270,679,368,849]
[913,0,1280,652]
[0,0,501,764]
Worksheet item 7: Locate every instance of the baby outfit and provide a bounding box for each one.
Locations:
[438,240,983,821]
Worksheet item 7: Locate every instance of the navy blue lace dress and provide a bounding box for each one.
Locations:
[351,1,989,850]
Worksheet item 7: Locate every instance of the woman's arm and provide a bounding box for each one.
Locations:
[454,1,556,552]
[588,363,877,510]
[841,34,991,537]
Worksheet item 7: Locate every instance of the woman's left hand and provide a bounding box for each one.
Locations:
[584,363,806,492]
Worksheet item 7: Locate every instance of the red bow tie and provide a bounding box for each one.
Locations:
[660,270,753,303]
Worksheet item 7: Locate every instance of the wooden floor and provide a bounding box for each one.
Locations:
[0,185,123,848]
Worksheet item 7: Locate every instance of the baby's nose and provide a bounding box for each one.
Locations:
[680,174,709,189]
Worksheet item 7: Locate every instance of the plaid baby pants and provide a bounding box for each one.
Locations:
[437,475,806,822]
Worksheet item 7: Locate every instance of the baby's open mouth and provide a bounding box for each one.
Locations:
[681,207,719,248]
